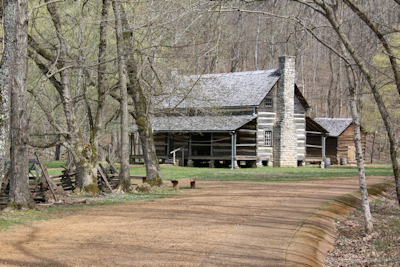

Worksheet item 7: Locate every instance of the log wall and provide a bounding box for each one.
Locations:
[294,96,306,161]
[257,86,276,161]
[336,124,366,164]
[256,85,307,163]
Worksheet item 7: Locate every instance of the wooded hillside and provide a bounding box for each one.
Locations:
[1,0,399,167]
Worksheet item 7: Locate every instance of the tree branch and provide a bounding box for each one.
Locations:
[343,0,400,96]
[28,35,58,65]
[28,47,63,94]
[27,88,66,135]
[214,6,350,64]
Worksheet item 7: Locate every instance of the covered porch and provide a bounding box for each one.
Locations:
[130,115,264,168]
[305,117,329,165]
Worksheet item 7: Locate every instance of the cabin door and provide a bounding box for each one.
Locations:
[347,146,356,162]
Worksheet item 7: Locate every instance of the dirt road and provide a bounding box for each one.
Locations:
[0,176,392,267]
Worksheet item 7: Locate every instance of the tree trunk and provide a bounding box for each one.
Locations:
[315,0,400,206]
[117,3,162,187]
[112,0,131,190]
[8,0,35,208]
[137,118,162,186]
[111,132,116,161]
[45,1,98,191]
[345,63,373,234]
[89,0,110,184]
[297,0,400,219]
[327,52,335,117]
[340,0,400,207]
[370,131,376,164]
[291,0,375,232]
[350,91,373,233]
[0,0,17,195]
[54,135,61,161]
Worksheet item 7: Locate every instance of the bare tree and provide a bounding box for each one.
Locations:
[342,47,374,233]
[28,0,101,192]
[7,0,35,208]
[341,0,400,205]
[112,0,131,190]
[118,3,162,186]
[306,0,400,207]
[0,0,17,195]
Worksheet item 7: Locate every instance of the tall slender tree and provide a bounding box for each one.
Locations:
[112,0,131,190]
[7,0,35,208]
[341,0,400,205]
[118,2,162,187]
[0,0,17,195]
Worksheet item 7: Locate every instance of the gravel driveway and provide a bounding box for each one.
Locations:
[0,176,392,267]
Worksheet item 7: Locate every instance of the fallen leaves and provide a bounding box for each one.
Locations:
[325,186,400,266]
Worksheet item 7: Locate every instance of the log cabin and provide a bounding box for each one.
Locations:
[309,118,366,165]
[130,56,315,168]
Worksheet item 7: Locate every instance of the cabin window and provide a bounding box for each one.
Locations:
[264,131,272,146]
[265,98,273,107]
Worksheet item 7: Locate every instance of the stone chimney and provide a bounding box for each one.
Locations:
[273,56,298,167]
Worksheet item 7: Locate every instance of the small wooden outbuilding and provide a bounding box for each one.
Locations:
[311,118,366,165]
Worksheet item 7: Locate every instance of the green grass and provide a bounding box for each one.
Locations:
[0,209,53,230]
[128,164,394,182]
[40,161,393,182]
[45,161,67,169]
[0,187,177,231]
[28,160,67,177]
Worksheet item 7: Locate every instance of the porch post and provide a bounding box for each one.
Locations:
[189,133,192,157]
[322,135,326,158]
[182,148,185,167]
[166,134,170,156]
[230,131,235,170]
[210,133,214,156]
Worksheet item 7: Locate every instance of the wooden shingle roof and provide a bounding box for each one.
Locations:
[152,115,256,132]
[157,69,280,109]
[313,118,353,137]
[306,117,328,133]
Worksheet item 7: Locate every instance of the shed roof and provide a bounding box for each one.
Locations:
[313,118,353,137]
[152,115,256,132]
[157,69,280,109]
[306,117,328,134]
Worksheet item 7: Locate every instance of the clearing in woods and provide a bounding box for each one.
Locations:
[0,176,393,267]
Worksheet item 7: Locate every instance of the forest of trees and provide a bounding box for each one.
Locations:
[0,0,399,217]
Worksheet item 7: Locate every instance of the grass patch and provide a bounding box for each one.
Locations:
[85,186,179,205]
[0,186,177,231]
[43,161,393,181]
[0,209,48,230]
[128,164,393,182]
[45,161,67,169]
